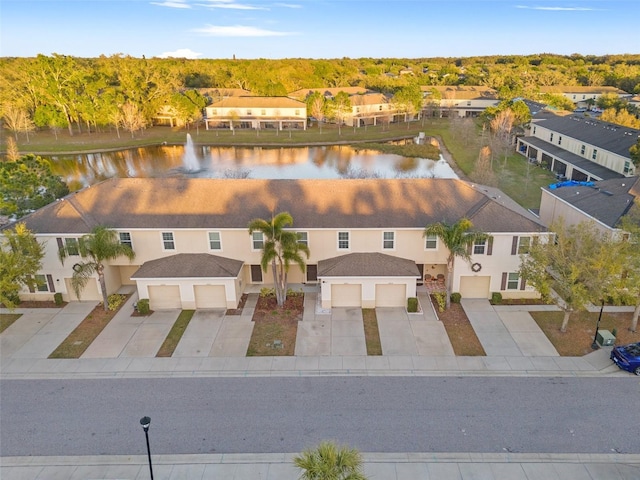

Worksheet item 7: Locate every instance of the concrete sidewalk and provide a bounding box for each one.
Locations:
[2,452,639,480]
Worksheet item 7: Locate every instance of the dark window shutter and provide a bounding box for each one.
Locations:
[57,238,64,251]
[520,277,526,290]
[46,274,55,293]
[27,275,35,293]
[487,237,493,255]
[501,272,507,290]
[511,236,518,255]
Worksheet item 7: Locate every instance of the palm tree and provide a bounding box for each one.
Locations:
[58,225,135,311]
[293,441,368,480]
[423,218,489,309]
[248,212,310,307]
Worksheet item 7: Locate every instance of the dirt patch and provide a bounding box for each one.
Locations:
[531,310,640,356]
[431,295,486,356]
[362,308,382,355]
[247,294,303,356]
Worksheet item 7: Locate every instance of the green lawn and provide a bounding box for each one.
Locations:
[0,313,22,334]
[156,310,195,357]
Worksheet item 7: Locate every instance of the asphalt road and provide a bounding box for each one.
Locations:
[1,376,638,457]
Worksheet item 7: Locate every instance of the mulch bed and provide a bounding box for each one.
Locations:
[3,300,67,308]
[431,295,486,356]
[247,294,303,356]
[226,293,248,315]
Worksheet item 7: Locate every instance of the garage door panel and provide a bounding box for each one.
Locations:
[194,285,226,309]
[375,284,406,307]
[459,276,491,299]
[331,284,362,307]
[148,285,181,309]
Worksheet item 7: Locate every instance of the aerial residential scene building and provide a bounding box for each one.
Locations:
[1,1,640,479]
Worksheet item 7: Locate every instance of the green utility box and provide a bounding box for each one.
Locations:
[597,329,616,347]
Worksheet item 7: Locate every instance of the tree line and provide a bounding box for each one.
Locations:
[1,53,639,140]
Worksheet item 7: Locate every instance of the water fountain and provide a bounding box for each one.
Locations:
[182,133,200,172]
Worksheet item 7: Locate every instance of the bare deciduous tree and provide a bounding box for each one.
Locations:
[471,146,497,187]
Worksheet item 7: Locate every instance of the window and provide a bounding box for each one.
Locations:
[473,239,486,255]
[211,109,217,115]
[246,109,252,115]
[624,161,632,175]
[64,238,79,256]
[119,232,132,249]
[592,149,598,160]
[425,234,437,249]
[383,231,395,249]
[558,136,562,146]
[507,273,519,290]
[550,133,554,142]
[295,109,300,116]
[338,231,349,250]
[252,231,264,250]
[517,236,531,254]
[582,94,586,100]
[572,94,576,100]
[35,274,50,292]
[356,107,361,113]
[261,109,266,115]
[297,231,308,246]
[378,105,383,111]
[580,144,586,155]
[162,232,175,250]
[532,126,536,135]
[466,101,471,106]
[208,232,221,250]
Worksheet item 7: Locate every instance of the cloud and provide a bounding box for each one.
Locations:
[157,48,203,58]
[193,25,295,36]
[196,0,268,9]
[515,5,598,11]
[150,0,191,8]
[273,2,302,7]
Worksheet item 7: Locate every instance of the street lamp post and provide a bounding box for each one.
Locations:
[140,416,154,480]
[591,300,605,350]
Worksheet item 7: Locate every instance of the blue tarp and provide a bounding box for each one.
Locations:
[548,180,595,189]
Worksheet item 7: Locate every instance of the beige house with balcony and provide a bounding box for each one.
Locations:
[539,86,631,108]
[14,178,545,310]
[421,86,499,118]
[204,96,307,131]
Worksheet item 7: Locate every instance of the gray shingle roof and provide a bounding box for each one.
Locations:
[543,177,640,228]
[533,114,639,158]
[16,178,545,234]
[131,253,243,279]
[318,253,420,277]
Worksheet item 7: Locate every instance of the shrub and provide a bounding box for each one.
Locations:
[54,292,63,305]
[433,292,446,312]
[491,292,502,305]
[287,287,303,297]
[407,297,418,312]
[137,298,150,314]
[450,292,462,304]
[611,327,618,338]
[260,287,275,298]
[107,294,126,311]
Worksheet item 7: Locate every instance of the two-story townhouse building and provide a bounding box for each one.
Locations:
[204,96,307,131]
[516,112,639,181]
[538,176,640,237]
[539,86,632,109]
[288,87,370,102]
[420,86,500,118]
[13,178,545,310]
[347,93,399,127]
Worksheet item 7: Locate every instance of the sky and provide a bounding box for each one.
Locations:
[1,0,638,59]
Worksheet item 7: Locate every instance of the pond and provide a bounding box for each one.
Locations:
[44,137,458,188]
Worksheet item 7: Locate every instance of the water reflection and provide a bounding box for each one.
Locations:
[46,145,457,188]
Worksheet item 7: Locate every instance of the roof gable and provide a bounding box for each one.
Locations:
[318,252,420,277]
[132,253,243,279]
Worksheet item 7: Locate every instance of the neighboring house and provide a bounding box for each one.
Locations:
[288,87,370,101]
[204,96,307,131]
[539,86,632,109]
[153,105,184,127]
[538,176,640,236]
[420,86,499,118]
[516,112,639,181]
[347,93,399,127]
[13,178,545,309]
[629,94,640,110]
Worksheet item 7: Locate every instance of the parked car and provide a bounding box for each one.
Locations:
[610,342,640,375]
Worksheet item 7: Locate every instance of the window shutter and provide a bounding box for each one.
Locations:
[487,237,493,255]
[47,274,55,293]
[520,277,526,290]
[27,275,35,293]
[501,272,507,290]
[467,242,472,255]
[57,237,64,251]
[511,236,518,255]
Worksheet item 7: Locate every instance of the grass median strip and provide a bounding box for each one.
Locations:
[156,310,195,357]
[0,314,22,334]
[363,309,382,355]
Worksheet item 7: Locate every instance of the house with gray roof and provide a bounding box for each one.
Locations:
[14,178,546,310]
[516,112,639,181]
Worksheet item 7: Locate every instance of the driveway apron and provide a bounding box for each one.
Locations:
[330,307,367,356]
[496,309,559,356]
[173,309,225,357]
[376,307,418,355]
[461,299,523,356]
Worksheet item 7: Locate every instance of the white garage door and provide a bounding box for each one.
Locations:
[459,276,491,299]
[148,285,181,309]
[375,284,406,307]
[331,284,362,307]
[194,285,227,309]
[64,277,100,301]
